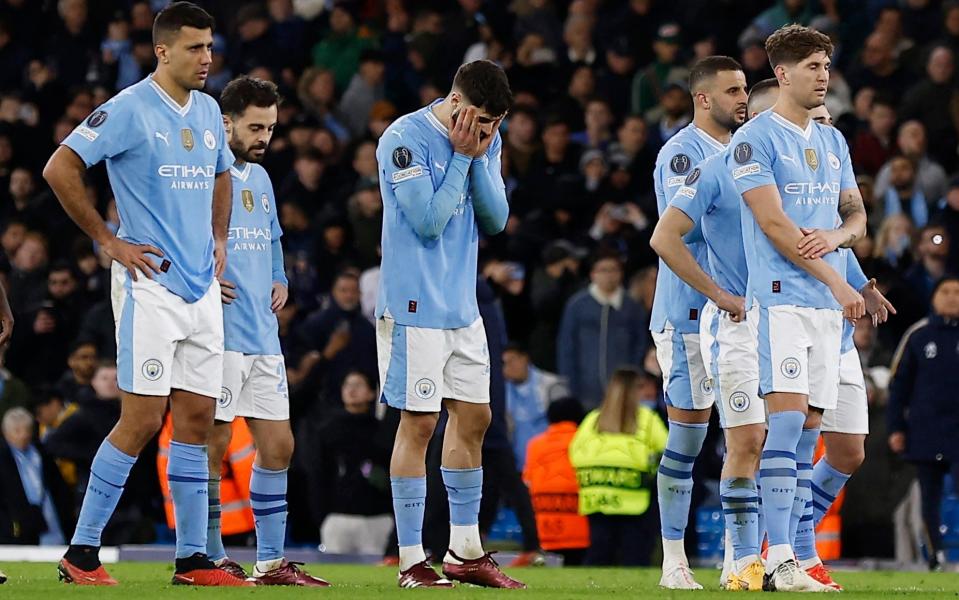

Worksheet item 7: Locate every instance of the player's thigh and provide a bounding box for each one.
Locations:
[757,304,812,398]
[714,318,765,429]
[443,317,491,405]
[112,261,185,397]
[215,350,248,423]
[238,354,290,421]
[821,349,868,435]
[658,327,710,410]
[172,279,225,400]
[806,308,843,412]
[377,316,447,412]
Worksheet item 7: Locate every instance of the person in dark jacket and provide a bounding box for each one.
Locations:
[0,407,73,545]
[887,276,959,570]
[557,248,647,408]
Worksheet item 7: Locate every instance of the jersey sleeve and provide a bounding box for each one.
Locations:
[836,134,857,192]
[844,249,869,291]
[656,143,699,213]
[728,126,775,194]
[62,96,138,167]
[215,110,234,174]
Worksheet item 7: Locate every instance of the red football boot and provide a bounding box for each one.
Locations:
[251,560,330,587]
[58,558,118,586]
[398,560,454,589]
[806,562,843,591]
[442,551,526,589]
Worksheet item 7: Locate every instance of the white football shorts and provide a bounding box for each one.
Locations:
[215,351,289,422]
[700,301,766,428]
[821,349,868,434]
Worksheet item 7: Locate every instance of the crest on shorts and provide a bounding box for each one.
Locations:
[670,153,691,174]
[414,378,436,400]
[241,189,254,212]
[804,148,819,170]
[218,387,233,408]
[181,128,195,151]
[780,357,801,379]
[729,391,750,413]
[142,359,163,381]
[700,377,713,395]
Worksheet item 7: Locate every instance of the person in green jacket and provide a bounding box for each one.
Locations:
[311,3,376,93]
[570,367,667,566]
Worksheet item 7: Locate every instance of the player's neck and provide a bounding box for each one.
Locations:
[771,97,810,129]
[431,98,453,130]
[151,69,191,107]
[233,157,247,169]
[692,114,731,145]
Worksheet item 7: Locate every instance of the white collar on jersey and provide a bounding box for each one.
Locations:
[149,75,194,117]
[230,161,252,182]
[424,98,449,135]
[770,111,813,141]
[689,124,727,152]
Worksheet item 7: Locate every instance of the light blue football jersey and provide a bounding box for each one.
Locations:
[729,110,857,310]
[650,124,727,333]
[669,150,748,297]
[375,100,507,329]
[63,75,233,302]
[222,161,286,356]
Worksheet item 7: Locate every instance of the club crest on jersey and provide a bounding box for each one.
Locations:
[261,193,270,213]
[86,110,108,128]
[734,142,752,164]
[241,189,254,212]
[685,167,701,185]
[203,129,216,150]
[181,128,195,151]
[392,146,413,169]
[804,148,819,170]
[827,151,840,170]
[670,153,691,174]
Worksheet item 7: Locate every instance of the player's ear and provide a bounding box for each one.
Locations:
[775,65,788,86]
[155,43,169,65]
[222,115,233,137]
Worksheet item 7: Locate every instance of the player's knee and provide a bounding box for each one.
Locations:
[458,405,491,443]
[402,413,439,445]
[263,430,294,466]
[829,447,864,474]
[727,427,764,465]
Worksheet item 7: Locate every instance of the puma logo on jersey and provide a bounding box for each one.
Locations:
[155,131,170,146]
[434,161,447,172]
[781,154,797,165]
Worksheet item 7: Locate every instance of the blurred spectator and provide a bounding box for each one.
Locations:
[46,0,96,89]
[7,231,48,317]
[851,96,897,177]
[297,68,350,142]
[571,98,614,151]
[0,406,72,545]
[873,213,915,271]
[882,155,929,227]
[899,45,959,171]
[631,23,688,117]
[931,177,959,273]
[569,367,667,566]
[874,121,947,205]
[311,1,376,92]
[339,49,386,139]
[938,1,959,58]
[847,32,913,103]
[522,396,589,566]
[53,341,97,406]
[503,343,569,469]
[557,250,647,408]
[527,240,586,372]
[346,182,383,269]
[738,0,816,48]
[904,225,950,314]
[314,370,392,553]
[887,276,959,570]
[646,83,693,150]
[0,347,30,420]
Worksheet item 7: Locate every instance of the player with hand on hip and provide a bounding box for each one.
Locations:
[43,2,248,587]
[376,60,523,589]
[204,75,329,587]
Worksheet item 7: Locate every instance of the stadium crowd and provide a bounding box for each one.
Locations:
[0,0,957,567]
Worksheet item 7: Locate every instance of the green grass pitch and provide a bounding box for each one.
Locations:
[2,562,959,598]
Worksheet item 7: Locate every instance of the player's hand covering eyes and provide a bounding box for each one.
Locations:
[449,106,481,157]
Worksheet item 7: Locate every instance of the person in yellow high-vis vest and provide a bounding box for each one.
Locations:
[570,368,667,566]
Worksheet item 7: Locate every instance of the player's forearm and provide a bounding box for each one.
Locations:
[397,153,471,240]
[469,159,508,235]
[271,238,287,285]
[43,147,114,245]
[650,216,725,303]
[758,213,844,288]
[212,170,232,244]
[837,190,867,248]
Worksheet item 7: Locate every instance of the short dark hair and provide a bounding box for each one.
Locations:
[547,397,585,425]
[220,76,281,118]
[765,24,834,69]
[153,1,214,45]
[452,60,513,117]
[747,77,780,114]
[688,56,743,92]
